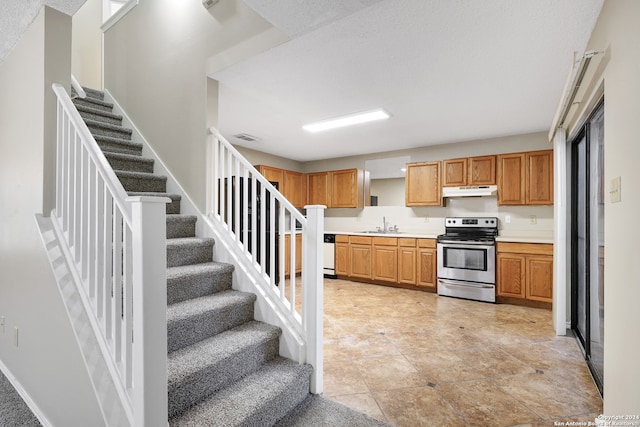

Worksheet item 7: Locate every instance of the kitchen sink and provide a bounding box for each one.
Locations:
[358,230,404,234]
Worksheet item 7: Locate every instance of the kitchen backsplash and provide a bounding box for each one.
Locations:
[323,197,554,239]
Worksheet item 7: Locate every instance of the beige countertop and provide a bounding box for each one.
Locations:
[326,230,554,244]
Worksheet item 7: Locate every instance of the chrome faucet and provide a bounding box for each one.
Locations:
[383,216,388,232]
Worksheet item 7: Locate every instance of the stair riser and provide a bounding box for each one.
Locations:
[166,219,196,239]
[167,243,213,268]
[243,374,311,427]
[167,270,232,305]
[167,301,255,353]
[118,175,167,193]
[80,110,123,127]
[73,99,113,113]
[88,124,132,141]
[166,199,181,215]
[168,337,279,418]
[107,156,154,174]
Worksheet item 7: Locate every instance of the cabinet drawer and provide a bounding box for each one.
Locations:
[373,237,397,246]
[336,235,349,243]
[497,242,553,255]
[417,238,436,248]
[398,238,417,247]
[349,236,372,245]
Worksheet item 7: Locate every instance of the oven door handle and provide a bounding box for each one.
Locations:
[438,279,494,289]
[438,240,495,246]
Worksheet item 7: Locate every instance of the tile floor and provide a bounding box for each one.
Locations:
[320,278,603,427]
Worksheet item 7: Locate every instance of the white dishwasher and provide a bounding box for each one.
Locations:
[323,234,337,278]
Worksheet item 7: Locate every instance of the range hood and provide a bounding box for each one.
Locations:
[442,185,498,198]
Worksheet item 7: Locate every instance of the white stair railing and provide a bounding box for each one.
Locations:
[208,127,325,393]
[51,83,168,426]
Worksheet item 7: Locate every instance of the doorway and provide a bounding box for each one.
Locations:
[570,100,604,395]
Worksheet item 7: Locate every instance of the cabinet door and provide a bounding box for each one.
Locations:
[258,165,284,185]
[284,235,291,277]
[497,253,526,298]
[398,247,417,285]
[468,155,496,185]
[349,244,372,279]
[526,255,553,302]
[331,169,358,208]
[442,158,467,187]
[373,245,398,282]
[283,170,306,208]
[336,243,349,276]
[497,153,525,205]
[416,248,436,289]
[405,162,442,206]
[295,234,302,274]
[525,150,554,205]
[307,172,330,206]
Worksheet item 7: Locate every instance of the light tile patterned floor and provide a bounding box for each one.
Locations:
[321,278,602,427]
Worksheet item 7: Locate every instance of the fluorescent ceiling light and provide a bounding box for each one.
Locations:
[303,109,390,133]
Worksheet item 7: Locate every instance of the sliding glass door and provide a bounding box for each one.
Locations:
[571,100,604,395]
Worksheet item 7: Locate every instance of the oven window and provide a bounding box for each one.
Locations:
[443,247,487,271]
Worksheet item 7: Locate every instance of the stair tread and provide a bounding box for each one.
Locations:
[167,261,233,280]
[76,103,123,120]
[94,134,142,148]
[167,290,256,323]
[115,170,166,180]
[72,96,113,110]
[169,358,312,427]
[104,151,154,163]
[168,320,280,386]
[85,118,132,133]
[166,237,215,248]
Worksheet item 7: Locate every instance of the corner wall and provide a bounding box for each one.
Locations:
[573,0,640,414]
[0,7,105,426]
[72,0,103,88]
[103,0,286,211]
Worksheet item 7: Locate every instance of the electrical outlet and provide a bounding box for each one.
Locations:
[0,316,4,333]
[505,215,511,224]
[14,327,19,347]
[530,215,537,224]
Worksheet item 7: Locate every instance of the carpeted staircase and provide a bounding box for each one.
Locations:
[73,87,314,426]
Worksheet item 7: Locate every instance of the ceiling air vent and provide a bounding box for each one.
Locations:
[202,0,220,9]
[233,133,260,143]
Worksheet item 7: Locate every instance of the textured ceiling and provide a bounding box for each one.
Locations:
[0,0,86,62]
[216,0,604,162]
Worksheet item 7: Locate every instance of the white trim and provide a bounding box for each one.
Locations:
[553,129,568,336]
[101,0,138,32]
[0,359,54,427]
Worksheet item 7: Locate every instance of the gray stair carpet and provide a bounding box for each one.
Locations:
[0,370,41,427]
[75,86,337,426]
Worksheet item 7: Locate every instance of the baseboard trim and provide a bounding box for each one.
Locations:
[0,359,53,427]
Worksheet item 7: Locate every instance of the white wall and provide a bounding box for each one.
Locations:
[0,7,105,426]
[72,0,102,89]
[571,0,640,414]
[103,0,287,211]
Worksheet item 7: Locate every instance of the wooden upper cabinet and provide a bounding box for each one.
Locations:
[307,172,331,206]
[283,170,306,208]
[405,161,442,206]
[256,165,284,185]
[442,158,467,187]
[468,155,496,185]
[331,169,362,208]
[525,150,554,205]
[497,153,526,205]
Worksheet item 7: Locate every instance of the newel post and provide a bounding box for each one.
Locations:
[127,196,170,426]
[303,205,325,394]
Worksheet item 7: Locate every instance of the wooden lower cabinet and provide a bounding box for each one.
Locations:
[372,237,398,282]
[284,234,302,277]
[497,242,553,303]
[335,236,349,276]
[335,234,436,292]
[349,236,372,279]
[417,239,437,290]
[398,238,417,285]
